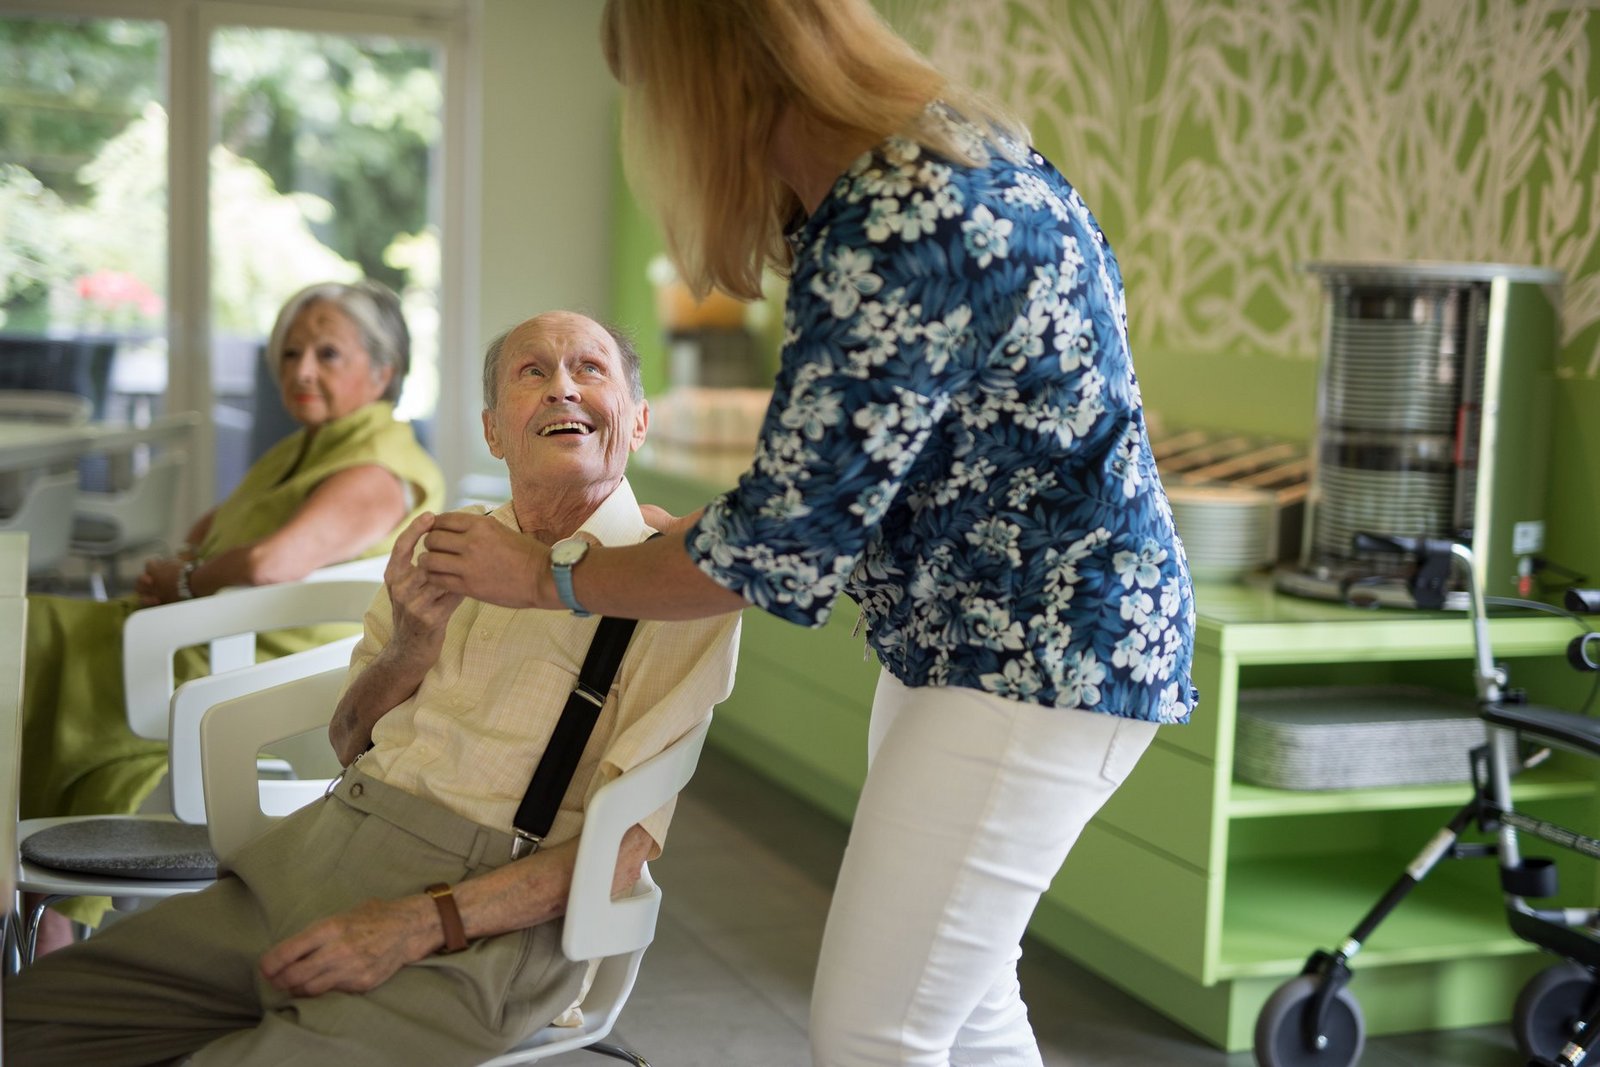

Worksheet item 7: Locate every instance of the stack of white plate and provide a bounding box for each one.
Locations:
[1312,464,1453,559]
[1167,484,1277,582]
[1325,317,1456,433]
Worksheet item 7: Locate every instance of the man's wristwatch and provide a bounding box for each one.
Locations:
[549,535,593,617]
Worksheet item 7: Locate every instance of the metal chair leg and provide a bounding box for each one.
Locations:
[584,1042,649,1066]
[23,894,73,965]
[3,904,21,975]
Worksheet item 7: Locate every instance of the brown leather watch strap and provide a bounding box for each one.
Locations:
[425,883,468,954]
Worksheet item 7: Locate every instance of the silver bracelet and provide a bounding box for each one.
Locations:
[176,560,198,600]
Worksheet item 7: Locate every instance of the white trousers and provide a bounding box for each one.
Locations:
[809,672,1159,1066]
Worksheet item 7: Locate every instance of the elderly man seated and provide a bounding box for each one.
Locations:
[4,311,741,1067]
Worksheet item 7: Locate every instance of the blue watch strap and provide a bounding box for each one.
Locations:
[552,557,591,618]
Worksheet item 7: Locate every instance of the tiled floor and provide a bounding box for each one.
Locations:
[543,746,1531,1067]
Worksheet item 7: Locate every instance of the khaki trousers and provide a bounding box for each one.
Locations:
[4,766,586,1067]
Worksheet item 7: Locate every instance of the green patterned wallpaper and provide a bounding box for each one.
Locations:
[880,0,1600,379]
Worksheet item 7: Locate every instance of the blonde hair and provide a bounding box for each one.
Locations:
[601,0,1026,301]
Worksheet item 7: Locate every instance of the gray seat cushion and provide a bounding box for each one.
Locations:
[21,819,217,880]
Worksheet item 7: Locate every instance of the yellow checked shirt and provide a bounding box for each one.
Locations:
[352,477,741,855]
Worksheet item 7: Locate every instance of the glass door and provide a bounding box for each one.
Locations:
[206,22,443,497]
[0,14,169,425]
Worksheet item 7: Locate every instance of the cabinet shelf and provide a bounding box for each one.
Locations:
[1217,852,1537,979]
[1228,763,1595,818]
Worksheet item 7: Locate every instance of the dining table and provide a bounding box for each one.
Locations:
[0,415,198,475]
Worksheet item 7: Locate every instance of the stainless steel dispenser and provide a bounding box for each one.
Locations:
[1276,261,1563,608]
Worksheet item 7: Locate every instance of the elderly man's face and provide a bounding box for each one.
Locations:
[482,312,647,489]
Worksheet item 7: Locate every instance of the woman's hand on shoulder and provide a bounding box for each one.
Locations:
[639,504,705,537]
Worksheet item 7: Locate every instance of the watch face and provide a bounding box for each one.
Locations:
[552,537,590,567]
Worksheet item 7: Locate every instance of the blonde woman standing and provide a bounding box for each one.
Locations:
[422,2,1198,1062]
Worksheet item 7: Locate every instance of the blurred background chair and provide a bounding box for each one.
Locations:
[0,471,80,581]
[0,389,91,571]
[69,412,199,598]
[70,452,187,599]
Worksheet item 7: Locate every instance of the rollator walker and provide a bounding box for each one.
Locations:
[1253,534,1600,1067]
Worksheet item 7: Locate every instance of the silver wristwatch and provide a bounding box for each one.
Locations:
[549,536,592,617]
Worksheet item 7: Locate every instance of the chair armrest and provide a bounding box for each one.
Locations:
[303,556,387,582]
[169,635,359,824]
[562,716,711,962]
[200,665,351,859]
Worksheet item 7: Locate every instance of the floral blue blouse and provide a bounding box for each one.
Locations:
[686,105,1198,724]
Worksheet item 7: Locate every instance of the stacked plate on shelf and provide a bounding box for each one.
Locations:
[1325,317,1457,434]
[1311,463,1453,560]
[1234,686,1486,790]
[1166,484,1277,582]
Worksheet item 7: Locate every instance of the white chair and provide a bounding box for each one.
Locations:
[202,672,714,1067]
[15,635,361,963]
[69,412,201,598]
[0,471,79,577]
[71,452,187,598]
[302,554,389,583]
[15,579,379,959]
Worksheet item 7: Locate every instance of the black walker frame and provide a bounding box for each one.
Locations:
[1254,536,1600,1067]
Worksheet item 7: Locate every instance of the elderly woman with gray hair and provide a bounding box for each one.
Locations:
[21,278,445,950]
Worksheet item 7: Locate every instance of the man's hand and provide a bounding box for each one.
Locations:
[420,512,549,609]
[134,557,185,606]
[385,513,465,672]
[260,895,439,997]
[328,514,463,764]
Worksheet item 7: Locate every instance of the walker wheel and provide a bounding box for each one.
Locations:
[1513,961,1600,1062]
[1253,974,1365,1067]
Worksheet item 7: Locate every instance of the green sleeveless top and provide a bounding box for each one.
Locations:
[199,400,444,563]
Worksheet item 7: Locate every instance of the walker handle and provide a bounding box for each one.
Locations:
[1351,533,1463,610]
[1565,588,1600,615]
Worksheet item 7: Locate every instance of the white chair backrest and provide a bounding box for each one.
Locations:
[201,665,353,858]
[168,635,360,824]
[562,717,710,962]
[74,451,186,548]
[122,578,380,741]
[0,471,79,575]
[0,390,92,425]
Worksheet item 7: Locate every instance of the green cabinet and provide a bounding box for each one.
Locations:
[629,455,1588,1051]
[1033,583,1588,1050]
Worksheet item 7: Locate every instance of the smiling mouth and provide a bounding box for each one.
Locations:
[539,421,593,437]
